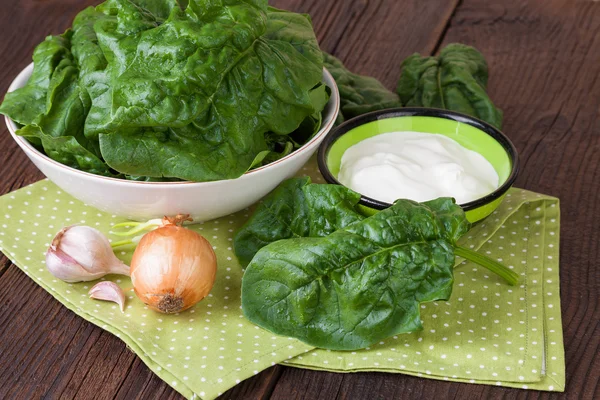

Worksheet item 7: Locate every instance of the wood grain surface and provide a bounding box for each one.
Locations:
[0,0,598,399]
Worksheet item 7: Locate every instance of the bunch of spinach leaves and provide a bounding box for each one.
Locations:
[323,43,503,128]
[397,43,503,129]
[238,179,519,350]
[0,1,328,181]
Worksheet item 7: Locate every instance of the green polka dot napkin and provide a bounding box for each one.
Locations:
[283,192,565,392]
[0,159,564,399]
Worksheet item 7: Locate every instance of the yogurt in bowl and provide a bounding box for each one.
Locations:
[337,130,500,204]
[317,108,519,223]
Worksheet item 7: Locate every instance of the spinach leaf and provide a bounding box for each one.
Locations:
[322,52,402,123]
[241,197,469,350]
[0,34,73,126]
[18,125,113,176]
[259,140,294,165]
[16,58,113,176]
[257,133,294,168]
[397,43,503,128]
[321,44,502,128]
[255,83,330,168]
[1,28,113,175]
[71,7,108,79]
[234,177,365,266]
[89,2,324,181]
[288,83,330,146]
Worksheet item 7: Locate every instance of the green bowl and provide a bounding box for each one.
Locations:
[317,108,519,223]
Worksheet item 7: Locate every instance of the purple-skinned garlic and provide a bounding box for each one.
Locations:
[46,225,130,283]
[89,281,126,312]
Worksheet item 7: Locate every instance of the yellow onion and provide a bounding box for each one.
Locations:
[130,215,217,314]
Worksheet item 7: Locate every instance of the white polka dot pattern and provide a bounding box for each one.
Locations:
[285,178,565,392]
[0,179,312,400]
[0,158,564,397]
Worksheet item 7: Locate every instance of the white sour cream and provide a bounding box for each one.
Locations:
[338,131,499,204]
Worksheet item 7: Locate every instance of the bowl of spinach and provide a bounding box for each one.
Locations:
[1,0,340,221]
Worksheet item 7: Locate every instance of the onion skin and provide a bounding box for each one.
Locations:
[130,222,217,314]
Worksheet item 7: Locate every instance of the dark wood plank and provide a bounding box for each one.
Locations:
[270,368,345,399]
[114,357,182,400]
[0,259,176,399]
[220,365,285,400]
[0,1,459,399]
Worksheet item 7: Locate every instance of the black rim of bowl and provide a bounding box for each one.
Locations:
[317,107,520,212]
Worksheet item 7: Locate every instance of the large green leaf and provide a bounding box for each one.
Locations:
[256,83,330,168]
[0,34,73,126]
[15,58,112,176]
[1,28,113,176]
[241,197,470,350]
[234,177,365,266]
[397,43,503,128]
[88,1,323,181]
[71,7,109,79]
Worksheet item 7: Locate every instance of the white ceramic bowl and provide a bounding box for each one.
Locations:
[5,64,340,221]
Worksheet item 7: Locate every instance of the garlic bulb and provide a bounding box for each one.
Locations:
[46,226,130,282]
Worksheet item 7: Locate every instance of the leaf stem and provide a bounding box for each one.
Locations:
[110,219,162,237]
[455,246,519,286]
[110,234,145,249]
[110,239,134,248]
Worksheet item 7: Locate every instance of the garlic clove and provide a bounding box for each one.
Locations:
[59,225,130,275]
[89,281,126,312]
[46,246,105,283]
[46,225,130,282]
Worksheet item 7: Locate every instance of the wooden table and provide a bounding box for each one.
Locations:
[0,0,598,398]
